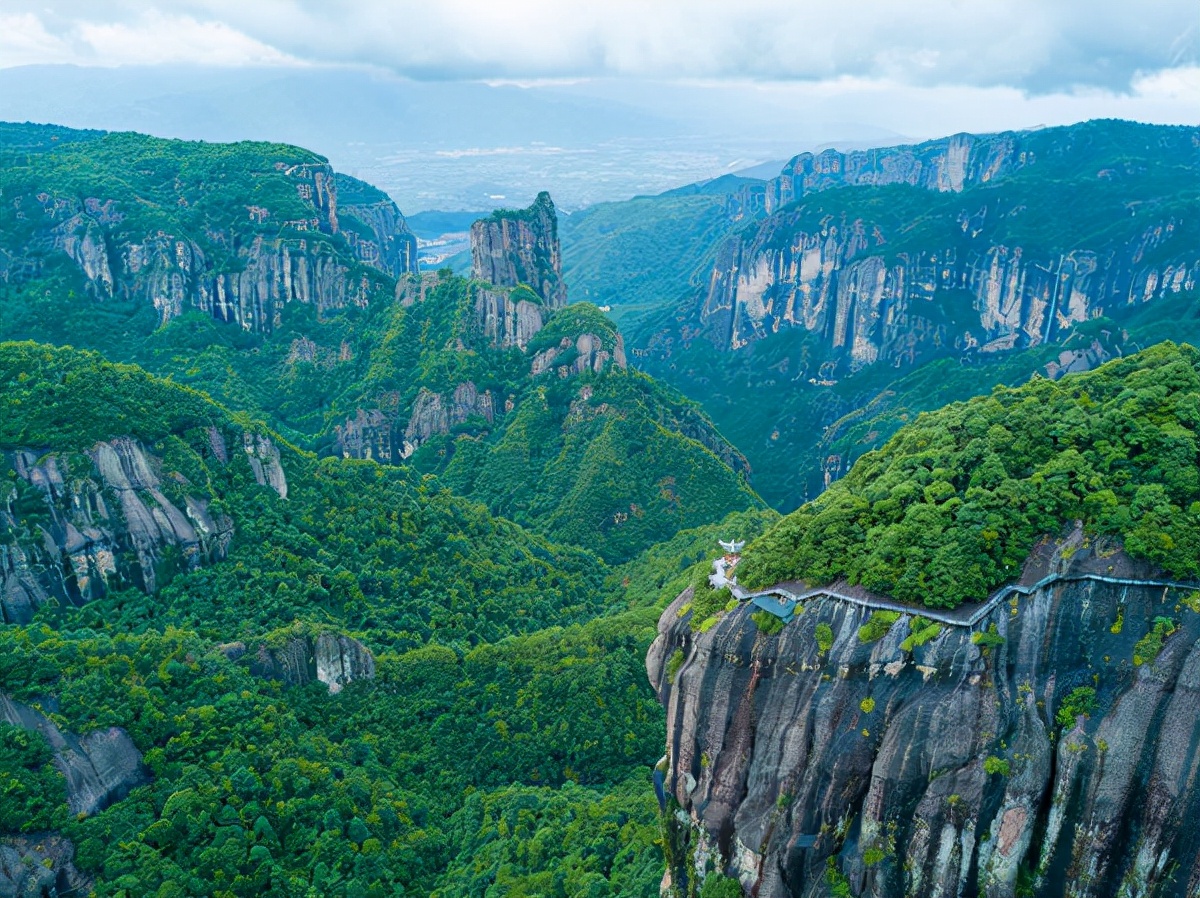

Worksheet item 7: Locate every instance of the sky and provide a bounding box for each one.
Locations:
[0,1,1197,211]
[1,1,1196,93]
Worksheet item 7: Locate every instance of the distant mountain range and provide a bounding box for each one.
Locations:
[562,119,1200,509]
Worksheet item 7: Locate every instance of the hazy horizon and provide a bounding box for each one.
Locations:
[1,1,1195,212]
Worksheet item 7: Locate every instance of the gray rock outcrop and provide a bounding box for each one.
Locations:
[0,834,88,898]
[475,288,545,350]
[649,541,1200,898]
[0,439,238,622]
[471,192,568,309]
[401,383,495,457]
[242,433,289,499]
[700,208,1198,362]
[763,131,1026,214]
[530,333,628,377]
[250,632,376,694]
[0,694,148,817]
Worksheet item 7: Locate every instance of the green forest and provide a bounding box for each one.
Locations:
[0,339,766,896]
[738,342,1200,607]
[4,116,1200,898]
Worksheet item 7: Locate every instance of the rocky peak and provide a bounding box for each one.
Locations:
[470,191,568,308]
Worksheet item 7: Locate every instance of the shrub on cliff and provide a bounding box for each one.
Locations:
[738,343,1200,608]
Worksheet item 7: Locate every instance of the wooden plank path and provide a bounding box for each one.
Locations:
[710,558,1200,629]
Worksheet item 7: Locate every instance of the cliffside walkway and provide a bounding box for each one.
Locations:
[710,558,1200,629]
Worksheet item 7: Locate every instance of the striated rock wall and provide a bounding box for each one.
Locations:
[339,199,419,279]
[475,287,545,350]
[471,192,568,309]
[701,210,1199,361]
[0,693,148,817]
[648,540,1200,898]
[242,432,289,499]
[401,383,495,457]
[15,161,416,334]
[249,632,375,694]
[0,438,238,623]
[764,132,1026,214]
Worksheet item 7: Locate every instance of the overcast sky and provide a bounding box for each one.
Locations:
[1,1,1197,94]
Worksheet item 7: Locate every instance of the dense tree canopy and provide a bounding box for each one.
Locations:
[739,343,1200,607]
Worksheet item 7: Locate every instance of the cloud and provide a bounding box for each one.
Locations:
[0,0,1196,94]
[0,7,299,68]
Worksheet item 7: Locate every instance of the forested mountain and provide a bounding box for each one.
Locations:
[5,113,1200,898]
[0,123,761,562]
[0,340,778,897]
[562,120,1200,509]
[653,342,1200,898]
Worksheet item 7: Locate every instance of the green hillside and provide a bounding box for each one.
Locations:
[0,341,679,896]
[738,342,1200,607]
[560,191,755,329]
[0,123,762,562]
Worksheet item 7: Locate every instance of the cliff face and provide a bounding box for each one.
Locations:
[475,287,545,350]
[471,192,568,310]
[400,383,496,458]
[0,431,286,624]
[17,160,417,334]
[648,540,1200,898]
[764,132,1026,214]
[0,833,88,898]
[530,333,628,378]
[700,209,1198,361]
[0,693,148,817]
[339,198,420,279]
[239,631,376,694]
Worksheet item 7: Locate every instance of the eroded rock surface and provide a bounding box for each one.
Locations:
[401,383,495,457]
[649,542,1200,897]
[530,333,628,377]
[0,438,241,622]
[250,632,376,694]
[19,162,416,334]
[0,694,148,817]
[700,212,1198,359]
[0,834,88,898]
[471,192,568,308]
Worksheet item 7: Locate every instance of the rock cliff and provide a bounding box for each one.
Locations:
[700,205,1199,362]
[530,332,628,377]
[471,192,568,309]
[15,158,417,334]
[648,538,1200,898]
[0,833,88,898]
[400,382,496,458]
[0,693,148,817]
[764,132,1027,214]
[475,287,546,350]
[336,173,420,279]
[0,438,234,622]
[245,631,376,694]
[0,430,286,624]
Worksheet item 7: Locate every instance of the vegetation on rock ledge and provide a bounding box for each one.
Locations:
[739,343,1200,608]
